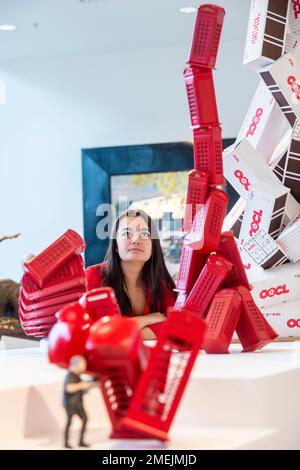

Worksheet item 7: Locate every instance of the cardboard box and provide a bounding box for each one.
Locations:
[223,139,280,200]
[288,0,300,34]
[260,45,300,126]
[222,197,246,239]
[277,215,300,261]
[244,0,289,69]
[284,31,300,53]
[248,259,300,307]
[239,180,290,245]
[282,193,300,228]
[224,196,299,245]
[242,229,291,269]
[238,239,262,273]
[270,127,292,166]
[272,119,300,202]
[261,300,300,338]
[236,81,288,163]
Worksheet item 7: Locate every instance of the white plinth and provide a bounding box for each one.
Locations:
[0,341,300,450]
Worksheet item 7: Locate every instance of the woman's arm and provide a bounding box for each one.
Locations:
[141,327,157,340]
[139,285,177,339]
[131,312,166,340]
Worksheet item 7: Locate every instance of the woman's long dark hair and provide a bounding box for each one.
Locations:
[101,209,176,316]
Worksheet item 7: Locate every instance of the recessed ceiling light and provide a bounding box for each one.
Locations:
[179,7,197,14]
[0,24,17,31]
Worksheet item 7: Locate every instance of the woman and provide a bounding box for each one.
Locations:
[85,209,177,339]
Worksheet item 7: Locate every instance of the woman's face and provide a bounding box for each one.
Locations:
[116,216,152,263]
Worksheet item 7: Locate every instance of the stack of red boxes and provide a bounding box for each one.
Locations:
[19,230,86,338]
[177,4,278,354]
[176,4,226,309]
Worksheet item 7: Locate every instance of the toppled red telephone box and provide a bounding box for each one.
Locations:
[176,245,204,293]
[184,66,219,127]
[188,4,225,69]
[193,126,224,186]
[48,302,92,368]
[202,288,241,354]
[21,255,86,302]
[121,308,206,441]
[80,287,121,322]
[183,169,209,232]
[24,229,86,288]
[235,285,278,352]
[19,252,86,338]
[184,253,233,318]
[218,231,251,289]
[85,315,149,438]
[185,188,228,253]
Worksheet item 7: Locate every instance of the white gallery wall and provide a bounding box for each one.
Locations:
[0,39,258,281]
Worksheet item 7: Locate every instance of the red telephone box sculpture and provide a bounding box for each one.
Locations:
[45,2,281,445]
[184,66,219,128]
[185,254,232,318]
[24,229,85,288]
[19,247,86,338]
[185,189,228,253]
[183,169,209,232]
[85,315,149,438]
[202,289,241,354]
[80,287,121,322]
[121,309,206,441]
[188,4,225,69]
[48,302,92,368]
[21,255,86,302]
[174,291,188,309]
[218,231,251,290]
[235,286,278,352]
[193,126,224,186]
[176,245,204,293]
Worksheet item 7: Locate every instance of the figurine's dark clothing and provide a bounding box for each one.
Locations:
[63,372,87,446]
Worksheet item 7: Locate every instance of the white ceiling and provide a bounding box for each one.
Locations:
[0,0,251,62]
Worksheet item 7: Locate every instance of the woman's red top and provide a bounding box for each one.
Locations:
[85,262,176,337]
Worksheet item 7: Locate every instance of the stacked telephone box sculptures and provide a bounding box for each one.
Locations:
[178,3,278,353]
[44,3,282,442]
[19,230,86,338]
[222,0,300,339]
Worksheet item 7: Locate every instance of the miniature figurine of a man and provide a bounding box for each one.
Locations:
[63,355,96,449]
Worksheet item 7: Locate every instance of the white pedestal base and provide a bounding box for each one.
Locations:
[0,341,299,449]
